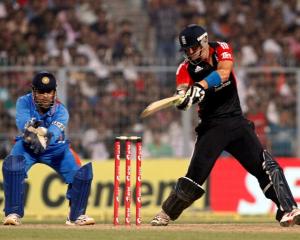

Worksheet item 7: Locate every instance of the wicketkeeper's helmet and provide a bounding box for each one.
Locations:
[32,71,57,109]
[32,71,56,92]
[179,24,208,51]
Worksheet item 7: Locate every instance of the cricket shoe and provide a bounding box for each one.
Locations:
[151,210,170,226]
[280,208,300,227]
[66,215,95,226]
[3,213,21,226]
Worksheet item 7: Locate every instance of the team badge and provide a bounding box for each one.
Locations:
[42,77,50,84]
[181,36,186,45]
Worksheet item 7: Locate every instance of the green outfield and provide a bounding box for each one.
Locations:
[0,215,300,240]
[0,223,299,240]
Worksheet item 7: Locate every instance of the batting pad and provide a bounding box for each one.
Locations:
[2,155,26,217]
[68,162,93,221]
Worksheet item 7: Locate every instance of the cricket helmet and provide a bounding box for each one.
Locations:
[32,71,57,110]
[179,24,208,51]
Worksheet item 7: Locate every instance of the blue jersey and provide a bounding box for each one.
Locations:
[15,93,69,145]
[11,93,80,183]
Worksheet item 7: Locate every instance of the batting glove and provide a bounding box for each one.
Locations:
[176,83,205,111]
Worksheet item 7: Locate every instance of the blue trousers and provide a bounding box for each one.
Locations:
[10,140,81,184]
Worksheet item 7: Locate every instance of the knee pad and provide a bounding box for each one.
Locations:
[162,177,205,220]
[2,155,26,217]
[262,150,297,212]
[68,162,93,221]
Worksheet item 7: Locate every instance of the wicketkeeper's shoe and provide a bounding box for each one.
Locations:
[150,210,170,226]
[280,208,300,227]
[3,213,21,226]
[66,215,95,226]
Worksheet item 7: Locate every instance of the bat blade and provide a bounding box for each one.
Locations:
[140,95,181,118]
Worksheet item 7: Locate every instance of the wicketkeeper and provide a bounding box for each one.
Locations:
[2,71,95,226]
[151,24,300,227]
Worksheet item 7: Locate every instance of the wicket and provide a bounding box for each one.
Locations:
[114,136,142,226]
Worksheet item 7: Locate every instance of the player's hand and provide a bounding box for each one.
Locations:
[23,126,52,155]
[24,118,42,129]
[175,83,205,111]
[23,131,44,154]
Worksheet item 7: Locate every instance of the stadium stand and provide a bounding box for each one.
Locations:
[0,0,299,158]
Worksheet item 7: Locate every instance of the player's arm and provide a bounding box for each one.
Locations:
[199,42,234,89]
[47,105,69,145]
[15,96,45,133]
[176,83,189,96]
[15,97,47,154]
[198,60,233,90]
[217,60,233,81]
[175,62,205,110]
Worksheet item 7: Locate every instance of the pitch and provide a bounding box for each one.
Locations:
[0,223,300,240]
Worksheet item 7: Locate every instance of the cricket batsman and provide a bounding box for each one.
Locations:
[151,24,300,227]
[2,71,95,226]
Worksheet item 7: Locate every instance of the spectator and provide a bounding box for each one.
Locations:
[148,0,180,66]
[245,96,269,149]
[269,110,296,157]
[144,130,173,158]
[0,0,299,159]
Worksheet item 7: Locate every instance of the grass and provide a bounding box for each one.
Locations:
[1,228,300,240]
[0,214,299,240]
[1,226,300,240]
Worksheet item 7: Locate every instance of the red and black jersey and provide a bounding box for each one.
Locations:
[176,41,242,121]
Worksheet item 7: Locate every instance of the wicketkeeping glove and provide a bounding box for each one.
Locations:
[24,118,42,129]
[175,83,205,111]
[23,126,52,155]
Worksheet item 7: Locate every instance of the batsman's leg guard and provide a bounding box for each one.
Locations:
[262,150,297,212]
[68,162,93,221]
[162,177,205,220]
[2,155,26,217]
[262,183,281,207]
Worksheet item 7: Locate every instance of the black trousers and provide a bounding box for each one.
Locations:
[184,115,296,219]
[186,116,270,187]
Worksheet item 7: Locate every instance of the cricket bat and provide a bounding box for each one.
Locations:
[140,95,182,118]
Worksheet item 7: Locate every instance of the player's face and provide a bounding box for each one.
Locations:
[33,89,56,109]
[185,44,209,62]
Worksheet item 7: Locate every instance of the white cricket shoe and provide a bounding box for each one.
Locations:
[66,215,95,226]
[3,213,21,226]
[280,208,300,227]
[151,210,170,226]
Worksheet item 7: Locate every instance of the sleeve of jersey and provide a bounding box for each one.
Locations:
[216,42,234,62]
[15,97,31,132]
[176,62,193,87]
[48,105,69,144]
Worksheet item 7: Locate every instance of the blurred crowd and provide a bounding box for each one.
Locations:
[0,0,300,159]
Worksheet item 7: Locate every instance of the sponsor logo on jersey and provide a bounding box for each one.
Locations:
[221,52,232,59]
[214,80,231,92]
[195,66,203,73]
[52,121,65,131]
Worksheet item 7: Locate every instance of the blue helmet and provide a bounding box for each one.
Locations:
[179,24,208,51]
[32,71,57,110]
[32,71,56,92]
